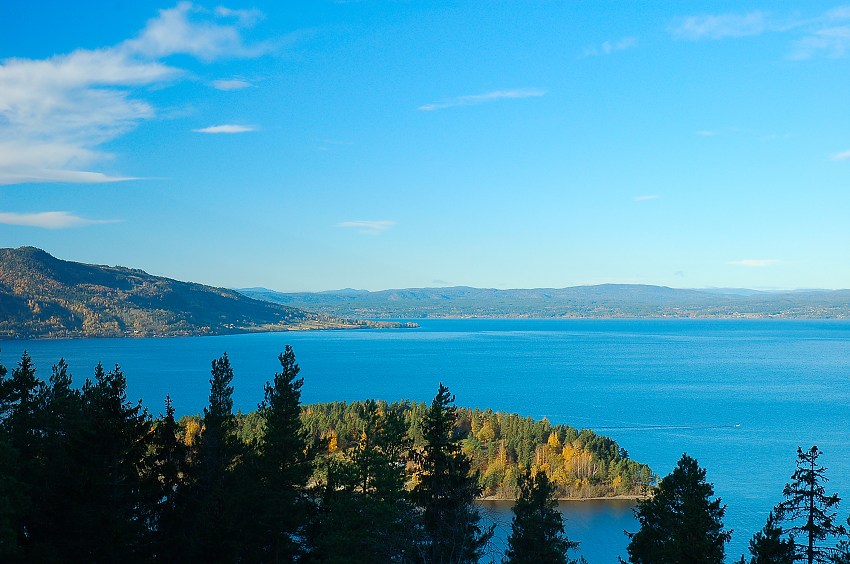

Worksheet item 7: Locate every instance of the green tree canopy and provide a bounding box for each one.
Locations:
[412,383,493,563]
[626,453,731,564]
[505,468,580,564]
[775,446,844,564]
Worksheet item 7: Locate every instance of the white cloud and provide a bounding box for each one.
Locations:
[0,3,271,186]
[584,37,638,56]
[212,78,252,90]
[123,2,271,61]
[633,195,659,201]
[418,89,545,111]
[193,124,256,134]
[670,12,768,40]
[0,211,121,229]
[728,259,781,267]
[696,130,719,137]
[833,149,850,160]
[337,220,396,235]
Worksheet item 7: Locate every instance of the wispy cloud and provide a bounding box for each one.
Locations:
[193,124,256,134]
[792,18,850,59]
[0,211,121,229]
[832,149,850,160]
[728,259,781,267]
[0,3,272,186]
[670,11,769,40]
[212,78,253,90]
[696,130,719,137]
[418,89,545,111]
[214,6,264,27]
[670,8,850,60]
[336,220,396,235]
[633,195,659,202]
[583,37,638,56]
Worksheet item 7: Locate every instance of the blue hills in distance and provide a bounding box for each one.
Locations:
[237,284,850,319]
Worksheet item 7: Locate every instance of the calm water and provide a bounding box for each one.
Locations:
[3,318,850,562]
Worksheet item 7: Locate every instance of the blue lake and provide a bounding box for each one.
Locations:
[3,318,850,562]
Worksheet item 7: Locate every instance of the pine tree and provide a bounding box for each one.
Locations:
[310,400,419,563]
[505,468,580,564]
[412,383,493,563]
[775,446,844,564]
[626,453,731,564]
[747,509,795,563]
[77,362,156,562]
[26,358,86,560]
[151,395,189,559]
[253,344,316,561]
[189,353,243,562]
[0,355,26,560]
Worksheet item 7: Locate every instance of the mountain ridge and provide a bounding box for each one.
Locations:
[238,284,850,319]
[0,247,399,339]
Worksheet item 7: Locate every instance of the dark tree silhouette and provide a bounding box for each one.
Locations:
[505,468,580,564]
[309,400,419,563]
[253,344,317,561]
[746,509,795,563]
[775,446,845,564]
[189,353,243,561]
[412,383,493,563]
[626,453,730,564]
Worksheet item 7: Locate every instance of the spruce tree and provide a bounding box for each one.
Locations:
[626,453,731,564]
[252,345,316,561]
[0,356,26,560]
[77,362,156,562]
[26,359,86,560]
[775,446,844,564]
[189,353,243,562]
[310,400,419,563]
[151,395,189,559]
[412,383,493,563]
[505,469,580,564]
[747,509,795,563]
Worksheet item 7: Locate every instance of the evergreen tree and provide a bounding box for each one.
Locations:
[0,356,26,560]
[189,353,243,562]
[412,383,493,563]
[253,344,316,561]
[626,453,731,564]
[77,362,156,562]
[505,468,580,564]
[151,395,189,559]
[747,509,795,563]
[5,351,42,462]
[25,359,86,561]
[775,446,845,564]
[310,400,419,563]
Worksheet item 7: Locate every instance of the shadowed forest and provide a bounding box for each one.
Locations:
[0,346,848,563]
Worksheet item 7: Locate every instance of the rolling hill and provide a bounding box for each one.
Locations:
[238,284,850,319]
[0,247,385,339]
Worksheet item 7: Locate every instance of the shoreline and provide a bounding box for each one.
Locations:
[480,494,646,503]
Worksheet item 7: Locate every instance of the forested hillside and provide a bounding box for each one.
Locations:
[296,401,653,499]
[0,348,651,561]
[0,247,400,338]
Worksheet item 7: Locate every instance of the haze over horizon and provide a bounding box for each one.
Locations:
[2,2,848,292]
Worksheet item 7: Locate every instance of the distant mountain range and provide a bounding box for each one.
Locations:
[0,247,402,339]
[238,284,850,319]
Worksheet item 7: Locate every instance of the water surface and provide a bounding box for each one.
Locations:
[4,318,850,561]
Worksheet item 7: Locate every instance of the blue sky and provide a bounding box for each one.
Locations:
[1,1,849,291]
